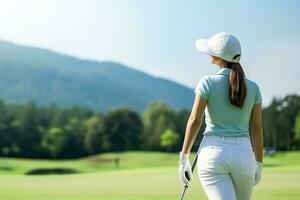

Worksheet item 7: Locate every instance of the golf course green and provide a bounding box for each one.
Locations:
[0,151,299,200]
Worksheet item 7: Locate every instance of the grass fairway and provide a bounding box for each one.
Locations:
[0,151,300,200]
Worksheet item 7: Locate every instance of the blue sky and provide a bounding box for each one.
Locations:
[0,0,299,107]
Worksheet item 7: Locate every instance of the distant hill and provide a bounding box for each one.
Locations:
[0,41,194,113]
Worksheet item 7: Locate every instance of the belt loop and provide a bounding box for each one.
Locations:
[237,137,239,144]
[222,136,225,143]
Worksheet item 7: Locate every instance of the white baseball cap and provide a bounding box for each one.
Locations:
[195,32,241,63]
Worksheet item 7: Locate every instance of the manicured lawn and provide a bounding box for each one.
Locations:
[0,151,299,200]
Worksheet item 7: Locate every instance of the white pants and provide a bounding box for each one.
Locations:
[197,135,256,200]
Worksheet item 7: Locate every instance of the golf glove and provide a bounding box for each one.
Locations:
[253,161,263,186]
[178,151,193,187]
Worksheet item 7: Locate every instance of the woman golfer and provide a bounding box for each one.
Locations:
[178,32,264,200]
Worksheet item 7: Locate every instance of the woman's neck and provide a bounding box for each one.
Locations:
[218,62,227,69]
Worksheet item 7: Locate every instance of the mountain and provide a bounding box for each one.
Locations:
[0,41,194,113]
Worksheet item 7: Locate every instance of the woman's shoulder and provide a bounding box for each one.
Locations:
[196,75,211,85]
[245,78,260,89]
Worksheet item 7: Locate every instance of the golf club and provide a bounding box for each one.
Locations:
[179,153,199,200]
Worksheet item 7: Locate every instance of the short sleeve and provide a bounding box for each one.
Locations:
[194,76,210,101]
[254,84,262,105]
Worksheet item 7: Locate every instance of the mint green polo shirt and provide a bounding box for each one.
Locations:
[194,67,262,138]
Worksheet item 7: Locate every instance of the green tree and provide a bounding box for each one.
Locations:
[262,98,280,150]
[59,117,87,158]
[262,95,300,150]
[0,100,20,156]
[103,107,143,152]
[142,101,176,150]
[41,127,64,158]
[160,128,180,152]
[293,110,300,141]
[84,116,109,154]
[17,102,43,157]
[174,109,205,152]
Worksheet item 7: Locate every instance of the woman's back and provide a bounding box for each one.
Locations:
[194,67,262,138]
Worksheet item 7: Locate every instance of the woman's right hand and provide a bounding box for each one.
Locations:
[178,151,193,187]
[253,161,263,186]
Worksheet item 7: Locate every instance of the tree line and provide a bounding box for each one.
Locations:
[0,94,299,159]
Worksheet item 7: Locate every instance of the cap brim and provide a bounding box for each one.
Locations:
[195,38,216,56]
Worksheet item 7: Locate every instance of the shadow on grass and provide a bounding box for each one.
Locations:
[0,166,13,171]
[25,168,81,175]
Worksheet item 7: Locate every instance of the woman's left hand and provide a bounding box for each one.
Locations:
[253,161,263,186]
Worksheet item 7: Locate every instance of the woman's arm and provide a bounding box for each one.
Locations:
[181,94,207,154]
[250,103,264,162]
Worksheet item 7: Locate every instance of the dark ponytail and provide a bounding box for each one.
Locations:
[226,60,247,109]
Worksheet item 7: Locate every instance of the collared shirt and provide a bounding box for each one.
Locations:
[194,67,262,138]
